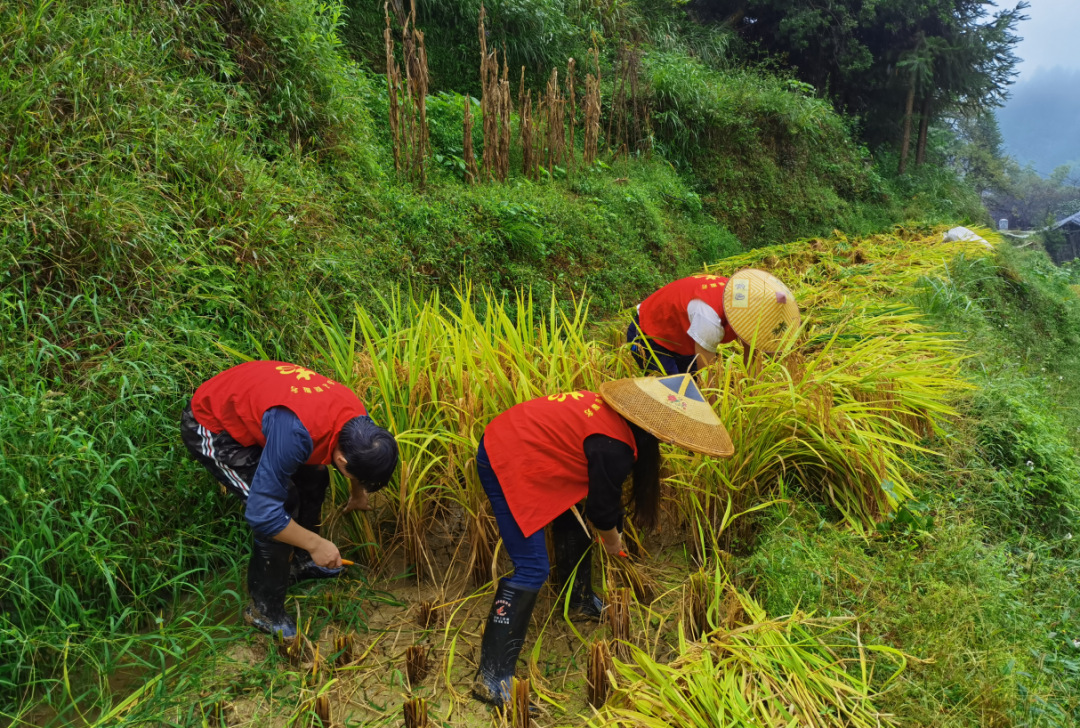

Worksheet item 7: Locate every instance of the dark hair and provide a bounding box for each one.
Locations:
[338,416,398,492]
[628,422,661,530]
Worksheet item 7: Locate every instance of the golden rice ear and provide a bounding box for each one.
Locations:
[724,268,801,353]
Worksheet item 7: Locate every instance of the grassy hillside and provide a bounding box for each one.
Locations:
[0,0,1050,724]
[10,224,1080,726]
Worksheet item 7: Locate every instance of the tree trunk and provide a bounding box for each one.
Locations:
[915,96,931,166]
[898,83,915,175]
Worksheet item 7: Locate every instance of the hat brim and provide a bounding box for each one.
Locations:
[599,378,734,458]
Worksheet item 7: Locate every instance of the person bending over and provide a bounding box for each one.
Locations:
[627,269,800,374]
[181,360,398,642]
[472,374,733,709]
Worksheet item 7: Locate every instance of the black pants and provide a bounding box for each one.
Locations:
[626,314,701,375]
[180,403,329,525]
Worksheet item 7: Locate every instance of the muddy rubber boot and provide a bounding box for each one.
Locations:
[289,467,342,585]
[243,535,297,643]
[473,580,539,709]
[554,528,604,621]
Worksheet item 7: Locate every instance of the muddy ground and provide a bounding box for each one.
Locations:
[210,501,699,728]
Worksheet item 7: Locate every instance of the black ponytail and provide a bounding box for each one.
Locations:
[628,422,661,530]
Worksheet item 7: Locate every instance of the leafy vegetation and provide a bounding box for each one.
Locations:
[695,0,1028,164]
[3,0,1077,724]
[745,242,1080,727]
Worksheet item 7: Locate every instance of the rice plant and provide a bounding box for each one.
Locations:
[592,573,904,728]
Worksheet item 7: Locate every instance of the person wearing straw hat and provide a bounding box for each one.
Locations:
[627,269,800,373]
[472,374,732,709]
[180,361,399,643]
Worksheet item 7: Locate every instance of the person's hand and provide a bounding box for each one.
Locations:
[310,538,342,569]
[343,487,371,514]
[598,528,624,557]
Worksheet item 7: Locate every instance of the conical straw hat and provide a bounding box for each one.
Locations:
[723,268,800,353]
[599,374,733,457]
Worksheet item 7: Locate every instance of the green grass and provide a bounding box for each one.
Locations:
[0,0,1044,722]
[742,243,1080,727]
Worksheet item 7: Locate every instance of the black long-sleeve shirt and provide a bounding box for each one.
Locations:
[582,434,636,531]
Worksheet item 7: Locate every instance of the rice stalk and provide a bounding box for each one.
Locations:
[592,586,905,728]
[296,692,332,728]
[312,695,330,727]
[403,697,428,728]
[610,556,655,605]
[512,677,531,728]
[605,588,631,660]
[405,644,429,687]
[587,639,613,707]
[415,600,443,629]
[333,633,355,668]
[303,229,979,606]
[201,701,226,727]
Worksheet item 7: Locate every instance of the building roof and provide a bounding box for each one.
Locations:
[1054,210,1080,229]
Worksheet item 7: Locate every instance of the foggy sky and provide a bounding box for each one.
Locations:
[996,0,1080,173]
[1011,0,1080,76]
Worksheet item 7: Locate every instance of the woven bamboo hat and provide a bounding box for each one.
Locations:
[599,374,733,457]
[723,269,800,353]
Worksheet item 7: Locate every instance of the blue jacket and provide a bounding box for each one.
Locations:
[245,407,313,537]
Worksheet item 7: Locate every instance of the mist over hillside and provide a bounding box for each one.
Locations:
[997,66,1080,174]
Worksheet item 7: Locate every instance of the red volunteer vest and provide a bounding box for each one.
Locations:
[638,274,737,355]
[191,361,367,465]
[484,391,637,537]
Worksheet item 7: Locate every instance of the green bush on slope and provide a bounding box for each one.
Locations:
[0,0,737,704]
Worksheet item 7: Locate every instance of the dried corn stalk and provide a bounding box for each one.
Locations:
[384,5,429,185]
[478,6,512,182]
[463,95,478,183]
[566,58,577,172]
[606,45,647,157]
[497,56,512,181]
[384,10,403,173]
[544,68,567,172]
[583,74,601,166]
[520,91,535,178]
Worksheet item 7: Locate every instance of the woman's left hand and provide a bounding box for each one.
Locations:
[597,527,624,556]
[343,488,371,514]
